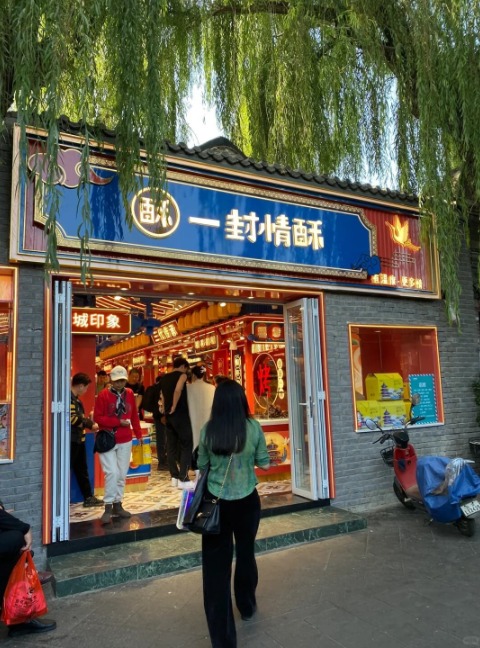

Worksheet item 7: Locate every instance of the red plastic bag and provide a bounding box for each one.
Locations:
[1,551,48,625]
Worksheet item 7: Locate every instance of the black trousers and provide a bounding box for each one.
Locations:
[153,416,168,468]
[70,441,93,501]
[0,530,24,602]
[202,489,261,648]
[165,411,193,481]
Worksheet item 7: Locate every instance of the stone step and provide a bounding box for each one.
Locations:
[48,507,366,598]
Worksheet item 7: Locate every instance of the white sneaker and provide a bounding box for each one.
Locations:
[171,478,178,487]
[178,480,196,490]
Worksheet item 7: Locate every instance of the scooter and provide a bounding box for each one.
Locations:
[367,394,480,536]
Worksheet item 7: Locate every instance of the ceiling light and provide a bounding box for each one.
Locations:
[219,302,226,307]
[187,292,195,296]
[114,295,122,301]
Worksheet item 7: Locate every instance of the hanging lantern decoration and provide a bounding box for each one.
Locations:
[177,315,186,332]
[184,313,193,331]
[216,303,229,320]
[226,303,242,316]
[207,304,217,322]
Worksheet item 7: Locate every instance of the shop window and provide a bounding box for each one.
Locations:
[0,268,17,461]
[348,325,444,432]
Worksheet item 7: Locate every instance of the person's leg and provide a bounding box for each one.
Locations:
[202,501,237,648]
[173,412,193,482]
[165,421,180,479]
[232,489,261,619]
[154,417,168,469]
[114,440,132,503]
[98,448,118,505]
[70,442,93,501]
[0,530,24,599]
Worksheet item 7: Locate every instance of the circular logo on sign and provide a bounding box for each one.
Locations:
[131,187,180,238]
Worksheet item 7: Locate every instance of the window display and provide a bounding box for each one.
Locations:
[348,324,443,432]
[0,268,17,461]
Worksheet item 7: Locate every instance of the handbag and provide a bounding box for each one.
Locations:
[93,429,116,453]
[0,551,48,625]
[184,454,233,535]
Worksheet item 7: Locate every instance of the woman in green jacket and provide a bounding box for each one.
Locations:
[197,379,270,648]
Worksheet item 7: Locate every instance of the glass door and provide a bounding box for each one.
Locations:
[50,280,72,541]
[283,298,329,500]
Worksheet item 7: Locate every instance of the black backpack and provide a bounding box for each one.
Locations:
[141,382,161,415]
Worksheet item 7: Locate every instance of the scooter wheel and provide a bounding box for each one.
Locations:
[454,516,475,537]
[393,481,415,510]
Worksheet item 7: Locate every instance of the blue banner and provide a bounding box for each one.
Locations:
[47,168,374,276]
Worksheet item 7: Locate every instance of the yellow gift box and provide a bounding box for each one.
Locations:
[381,401,406,427]
[356,400,384,430]
[365,373,404,401]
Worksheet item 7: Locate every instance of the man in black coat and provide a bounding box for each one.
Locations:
[0,501,56,637]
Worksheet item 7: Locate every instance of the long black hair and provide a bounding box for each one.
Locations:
[204,379,251,455]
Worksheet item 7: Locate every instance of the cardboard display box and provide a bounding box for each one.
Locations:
[382,400,407,427]
[356,400,384,430]
[365,373,404,401]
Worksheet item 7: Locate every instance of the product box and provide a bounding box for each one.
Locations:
[356,400,384,430]
[382,401,406,427]
[365,373,404,401]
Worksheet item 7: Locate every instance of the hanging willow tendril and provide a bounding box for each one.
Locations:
[1,0,479,322]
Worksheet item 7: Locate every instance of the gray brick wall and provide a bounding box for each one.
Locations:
[325,251,480,511]
[0,128,47,566]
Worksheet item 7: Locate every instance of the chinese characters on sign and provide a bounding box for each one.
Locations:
[131,188,180,238]
[370,274,423,289]
[189,209,324,250]
[72,309,131,335]
[194,333,219,352]
[151,322,179,344]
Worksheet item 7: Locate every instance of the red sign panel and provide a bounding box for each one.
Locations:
[72,309,131,335]
[252,322,284,342]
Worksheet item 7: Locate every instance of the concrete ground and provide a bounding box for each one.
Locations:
[2,505,480,647]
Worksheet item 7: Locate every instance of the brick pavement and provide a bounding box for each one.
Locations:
[2,505,480,647]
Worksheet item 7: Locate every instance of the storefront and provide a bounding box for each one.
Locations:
[1,119,479,558]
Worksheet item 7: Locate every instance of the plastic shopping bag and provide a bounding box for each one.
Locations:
[131,443,152,468]
[1,551,48,625]
[176,489,195,530]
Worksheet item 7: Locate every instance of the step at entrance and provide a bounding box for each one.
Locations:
[48,507,366,598]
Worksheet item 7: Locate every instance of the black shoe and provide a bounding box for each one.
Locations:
[38,570,54,585]
[83,495,104,507]
[8,618,57,637]
[240,605,257,621]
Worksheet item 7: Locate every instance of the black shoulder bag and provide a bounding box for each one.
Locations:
[93,429,116,453]
[184,454,233,535]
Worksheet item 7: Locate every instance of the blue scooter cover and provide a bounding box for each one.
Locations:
[416,456,480,522]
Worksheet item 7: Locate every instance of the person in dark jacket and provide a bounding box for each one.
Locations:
[70,373,103,507]
[160,357,194,489]
[0,501,56,637]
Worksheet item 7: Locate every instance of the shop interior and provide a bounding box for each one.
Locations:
[69,278,302,537]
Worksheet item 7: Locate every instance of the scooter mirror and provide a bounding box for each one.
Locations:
[411,393,421,406]
[365,418,379,431]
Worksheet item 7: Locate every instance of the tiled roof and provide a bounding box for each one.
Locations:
[23,115,418,207]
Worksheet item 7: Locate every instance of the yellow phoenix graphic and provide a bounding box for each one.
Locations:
[386,215,421,252]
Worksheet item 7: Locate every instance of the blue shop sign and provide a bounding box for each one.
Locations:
[42,167,375,277]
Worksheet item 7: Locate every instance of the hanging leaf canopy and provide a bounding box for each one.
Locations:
[1,1,479,319]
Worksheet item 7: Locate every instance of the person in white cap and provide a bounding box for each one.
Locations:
[93,365,143,524]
